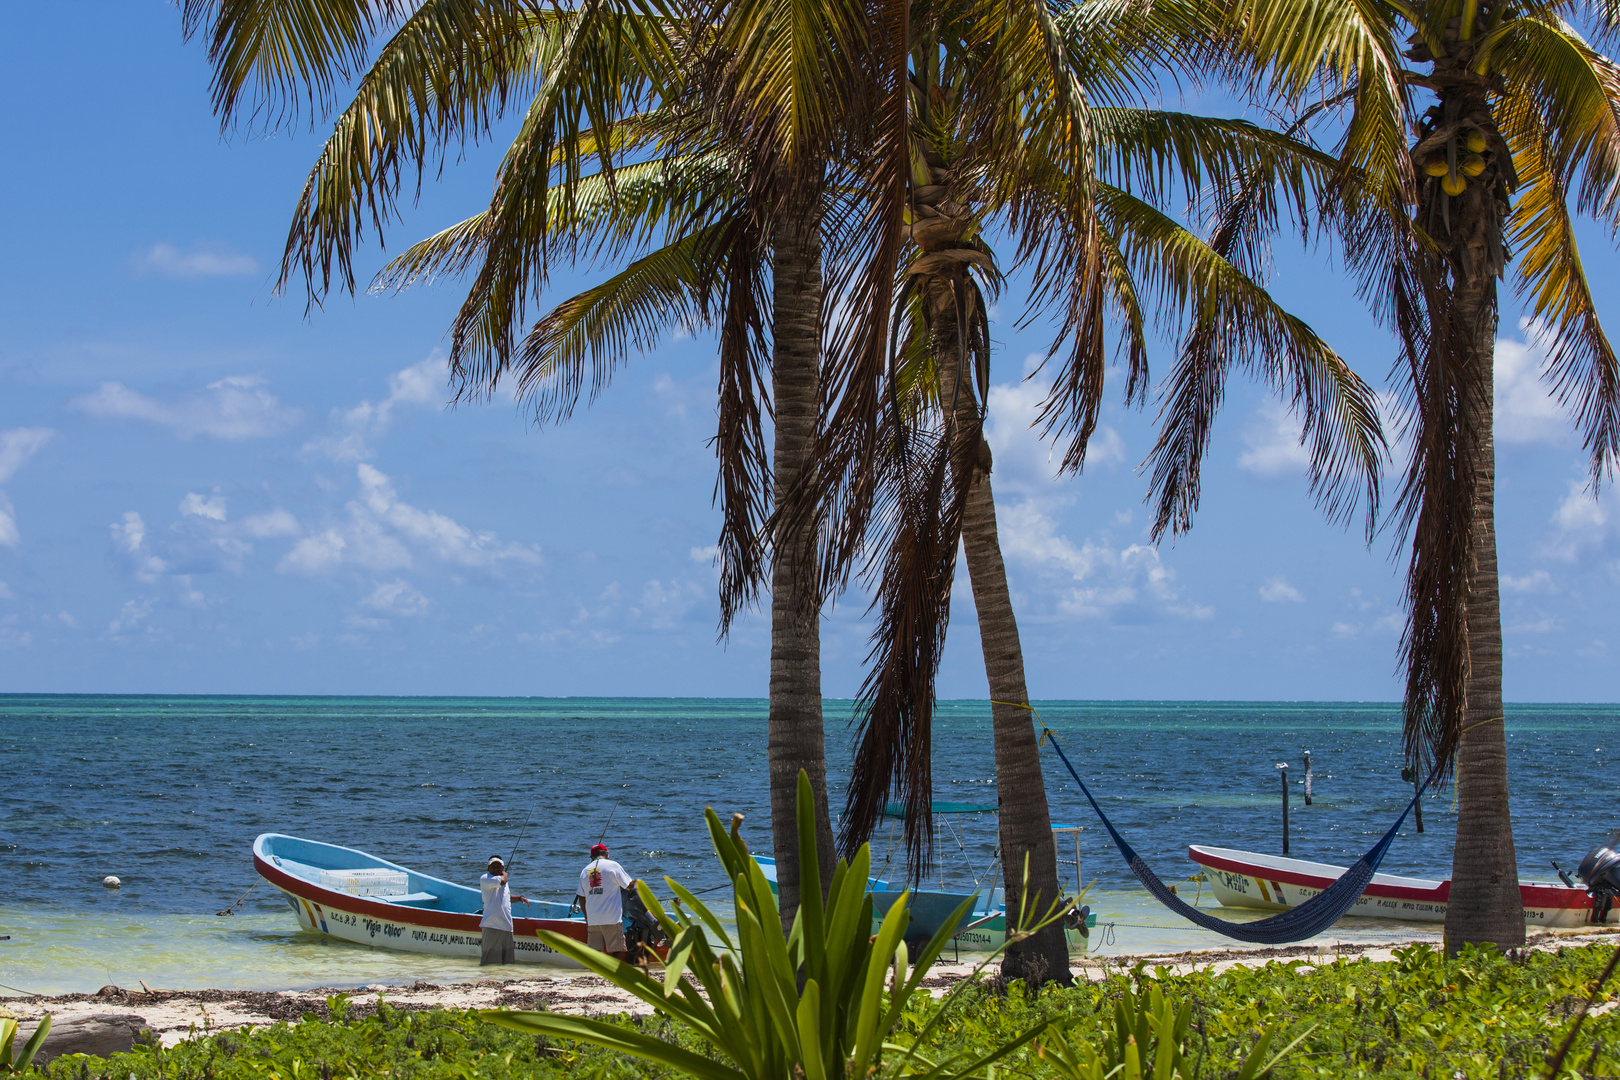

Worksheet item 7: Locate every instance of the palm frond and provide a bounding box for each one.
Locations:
[181,0,418,126]
[1096,185,1384,540]
[1502,85,1620,483]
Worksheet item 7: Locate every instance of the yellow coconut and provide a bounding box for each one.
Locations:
[1465,131,1488,154]
[1441,172,1468,196]
[1425,158,1449,176]
[1462,154,1486,177]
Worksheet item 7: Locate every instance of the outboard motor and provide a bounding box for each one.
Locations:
[621,886,667,964]
[1576,846,1620,923]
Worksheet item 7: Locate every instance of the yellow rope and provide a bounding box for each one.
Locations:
[990,699,1061,746]
[1460,714,1504,735]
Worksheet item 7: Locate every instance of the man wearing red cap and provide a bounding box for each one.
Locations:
[575,842,634,960]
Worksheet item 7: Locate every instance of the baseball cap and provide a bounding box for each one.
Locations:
[590,843,609,857]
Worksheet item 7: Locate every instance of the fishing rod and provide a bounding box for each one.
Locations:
[598,796,623,844]
[505,805,538,908]
[508,805,538,870]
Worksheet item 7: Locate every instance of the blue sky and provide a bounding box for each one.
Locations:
[0,3,1615,700]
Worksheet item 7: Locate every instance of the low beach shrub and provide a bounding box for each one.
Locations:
[27,941,1620,1080]
[488,772,1054,1080]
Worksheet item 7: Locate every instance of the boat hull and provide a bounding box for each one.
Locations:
[1189,845,1612,928]
[255,837,589,966]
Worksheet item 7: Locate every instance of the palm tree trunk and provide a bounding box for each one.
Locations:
[935,296,1071,986]
[1444,278,1525,950]
[768,196,835,922]
[960,471,1073,985]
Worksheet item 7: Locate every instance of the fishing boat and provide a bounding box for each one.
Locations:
[754,802,1096,954]
[1188,845,1614,927]
[254,833,593,965]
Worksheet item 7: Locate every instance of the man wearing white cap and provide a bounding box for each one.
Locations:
[479,855,528,965]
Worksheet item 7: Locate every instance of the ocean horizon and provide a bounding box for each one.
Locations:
[4,695,1614,994]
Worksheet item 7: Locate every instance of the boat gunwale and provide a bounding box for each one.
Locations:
[253,834,587,940]
[1188,844,1590,910]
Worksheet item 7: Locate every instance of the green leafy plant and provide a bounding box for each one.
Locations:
[1035,983,1308,1080]
[1,1014,50,1075]
[486,770,1055,1080]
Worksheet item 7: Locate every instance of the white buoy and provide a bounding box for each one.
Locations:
[103,876,122,889]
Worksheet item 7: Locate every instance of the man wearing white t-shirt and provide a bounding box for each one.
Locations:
[479,856,529,965]
[575,843,635,960]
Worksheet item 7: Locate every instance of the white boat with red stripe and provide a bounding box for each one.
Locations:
[254,833,589,965]
[1188,845,1615,928]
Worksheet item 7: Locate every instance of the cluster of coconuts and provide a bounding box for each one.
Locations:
[1422,128,1489,196]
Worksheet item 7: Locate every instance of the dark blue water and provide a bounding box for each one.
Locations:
[2,696,1614,919]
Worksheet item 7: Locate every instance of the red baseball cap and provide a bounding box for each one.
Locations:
[590,843,609,857]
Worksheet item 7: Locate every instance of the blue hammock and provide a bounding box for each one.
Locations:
[1040,722,1434,945]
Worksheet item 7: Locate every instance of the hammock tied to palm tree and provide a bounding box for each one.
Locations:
[1000,702,1438,945]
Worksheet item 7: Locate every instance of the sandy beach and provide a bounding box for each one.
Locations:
[7,926,1616,1052]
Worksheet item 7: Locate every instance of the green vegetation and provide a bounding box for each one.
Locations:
[1,1015,50,1074]
[29,943,1620,1080]
[487,772,1058,1080]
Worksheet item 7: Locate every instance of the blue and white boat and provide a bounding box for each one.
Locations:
[254,833,590,965]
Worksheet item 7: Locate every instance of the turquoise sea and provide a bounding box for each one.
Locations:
[2,696,1615,996]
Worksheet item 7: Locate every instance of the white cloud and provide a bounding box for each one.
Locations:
[304,357,444,462]
[982,369,1124,492]
[133,242,258,279]
[240,508,300,538]
[1502,569,1557,594]
[0,494,19,549]
[1546,481,1619,562]
[995,499,1212,620]
[1259,577,1305,603]
[180,492,228,521]
[690,545,720,563]
[108,597,155,634]
[110,511,169,582]
[1494,325,1568,445]
[1330,612,1403,639]
[0,428,56,546]
[44,610,77,629]
[73,376,299,440]
[279,463,541,576]
[1237,400,1309,477]
[363,579,429,616]
[0,581,13,599]
[0,428,54,483]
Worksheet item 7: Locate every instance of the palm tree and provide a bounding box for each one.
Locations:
[1156,0,1620,950]
[178,0,873,920]
[836,8,1385,983]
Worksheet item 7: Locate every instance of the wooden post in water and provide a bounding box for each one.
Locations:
[1302,750,1312,806]
[1277,763,1290,855]
[1402,766,1425,834]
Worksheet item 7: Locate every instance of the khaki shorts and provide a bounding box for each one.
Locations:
[587,923,626,953]
[480,927,515,966]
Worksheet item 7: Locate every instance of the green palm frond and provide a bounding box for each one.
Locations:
[1097,185,1383,539]
[181,0,418,125]
[1504,97,1620,480]
[1485,14,1620,218]
[280,0,674,302]
[1216,0,1414,205]
[373,153,740,294]
[499,225,720,421]
[1092,109,1339,223]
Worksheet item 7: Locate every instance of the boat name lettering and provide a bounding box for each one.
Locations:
[329,911,358,927]
[1213,870,1249,894]
[363,918,405,939]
